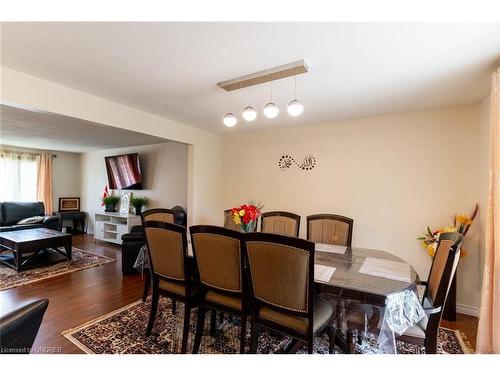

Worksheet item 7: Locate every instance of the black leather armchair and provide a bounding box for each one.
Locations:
[121,226,146,275]
[0,299,49,354]
[121,206,187,275]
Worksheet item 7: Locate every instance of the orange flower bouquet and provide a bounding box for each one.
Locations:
[231,203,263,233]
[417,204,478,258]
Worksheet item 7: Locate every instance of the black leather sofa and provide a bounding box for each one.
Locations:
[0,202,59,233]
[121,206,187,275]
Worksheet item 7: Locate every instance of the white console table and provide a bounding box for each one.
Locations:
[94,212,141,245]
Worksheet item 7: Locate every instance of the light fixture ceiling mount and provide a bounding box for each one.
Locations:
[217,60,308,92]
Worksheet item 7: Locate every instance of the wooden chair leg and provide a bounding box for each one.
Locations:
[424,335,438,354]
[219,312,225,326]
[192,306,206,354]
[249,319,259,354]
[328,324,336,354]
[142,276,151,302]
[284,339,302,354]
[239,313,247,354]
[145,285,159,336]
[345,329,355,354]
[209,309,217,336]
[142,274,150,302]
[308,337,314,354]
[181,304,191,353]
[172,300,177,315]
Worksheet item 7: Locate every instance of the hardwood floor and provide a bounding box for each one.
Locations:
[0,234,479,354]
[0,234,144,354]
[441,314,478,351]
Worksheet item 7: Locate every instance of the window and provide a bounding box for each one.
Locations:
[0,151,38,202]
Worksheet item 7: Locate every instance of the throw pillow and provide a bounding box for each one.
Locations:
[17,216,45,225]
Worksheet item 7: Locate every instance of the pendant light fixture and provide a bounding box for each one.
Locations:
[263,82,279,119]
[242,87,257,122]
[287,74,304,117]
[222,91,237,127]
[218,60,309,127]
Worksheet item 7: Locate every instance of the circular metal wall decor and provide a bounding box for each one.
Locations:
[278,154,316,171]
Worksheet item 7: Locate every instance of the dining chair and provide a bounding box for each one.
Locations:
[223,209,242,232]
[260,211,301,237]
[344,231,464,354]
[190,225,248,353]
[306,214,353,246]
[244,232,337,354]
[143,220,198,353]
[141,208,176,224]
[140,208,177,309]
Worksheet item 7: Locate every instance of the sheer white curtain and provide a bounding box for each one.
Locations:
[477,67,500,353]
[0,151,38,202]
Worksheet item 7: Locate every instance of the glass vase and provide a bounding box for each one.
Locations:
[242,221,256,233]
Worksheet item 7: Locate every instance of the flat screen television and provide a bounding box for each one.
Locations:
[105,153,143,190]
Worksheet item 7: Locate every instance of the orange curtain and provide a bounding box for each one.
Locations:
[36,153,53,215]
[476,68,500,353]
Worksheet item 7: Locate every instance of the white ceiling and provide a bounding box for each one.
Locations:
[1,22,499,134]
[0,104,167,152]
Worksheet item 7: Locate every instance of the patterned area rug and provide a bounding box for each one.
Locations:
[0,248,115,291]
[62,297,473,354]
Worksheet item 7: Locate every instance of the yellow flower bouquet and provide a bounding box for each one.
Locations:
[417,204,478,258]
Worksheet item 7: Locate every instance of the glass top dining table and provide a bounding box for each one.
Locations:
[137,241,419,303]
[312,244,418,304]
[135,242,419,306]
[135,241,423,353]
[188,242,419,301]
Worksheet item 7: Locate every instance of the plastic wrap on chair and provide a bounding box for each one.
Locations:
[377,289,425,353]
[133,245,150,279]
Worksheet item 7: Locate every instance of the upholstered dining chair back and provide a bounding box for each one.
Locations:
[143,221,188,282]
[141,208,176,225]
[260,211,301,237]
[190,225,245,294]
[306,214,353,246]
[244,232,315,316]
[223,209,243,232]
[424,231,464,308]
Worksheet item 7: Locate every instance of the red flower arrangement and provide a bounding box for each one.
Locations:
[231,203,262,232]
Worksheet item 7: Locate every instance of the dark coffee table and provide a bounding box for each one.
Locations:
[0,228,72,272]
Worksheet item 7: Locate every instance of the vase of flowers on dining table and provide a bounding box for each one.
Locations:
[231,203,263,233]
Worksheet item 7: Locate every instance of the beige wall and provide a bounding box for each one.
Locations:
[222,105,483,312]
[0,145,81,211]
[80,142,188,234]
[1,67,222,226]
[2,66,489,313]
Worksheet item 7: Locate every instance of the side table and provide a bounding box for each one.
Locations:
[57,211,86,234]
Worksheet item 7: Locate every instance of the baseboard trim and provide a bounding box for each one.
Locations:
[457,304,480,317]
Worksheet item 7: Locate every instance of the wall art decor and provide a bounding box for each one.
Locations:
[278,154,317,171]
[119,191,132,214]
[58,197,80,212]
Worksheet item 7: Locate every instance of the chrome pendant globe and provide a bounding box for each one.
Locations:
[287,99,304,117]
[263,102,279,118]
[223,113,237,127]
[242,106,257,122]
